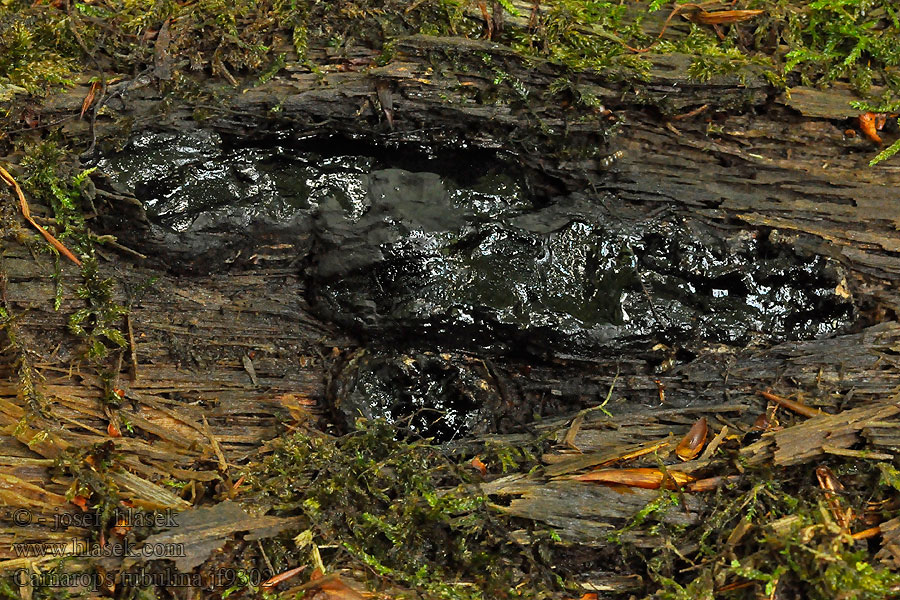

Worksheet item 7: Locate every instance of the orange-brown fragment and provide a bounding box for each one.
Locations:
[675,417,707,461]
[686,475,740,492]
[0,164,82,266]
[575,467,695,489]
[859,112,883,145]
[758,390,823,418]
[261,565,306,590]
[686,9,764,25]
[81,80,101,119]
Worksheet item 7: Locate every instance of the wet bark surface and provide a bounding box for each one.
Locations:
[45,32,896,419]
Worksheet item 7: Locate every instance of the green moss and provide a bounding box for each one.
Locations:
[2,0,898,115]
[247,419,558,599]
[0,8,77,94]
[1,140,131,436]
[53,440,123,541]
[20,141,92,257]
[748,0,900,95]
[67,259,128,360]
[415,0,466,36]
[633,457,900,599]
[510,0,651,74]
[868,133,900,166]
[16,141,128,361]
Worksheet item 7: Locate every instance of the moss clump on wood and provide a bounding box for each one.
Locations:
[2,1,897,101]
[508,0,653,75]
[747,0,900,96]
[13,141,128,360]
[498,0,900,113]
[0,0,466,101]
[0,8,77,95]
[246,419,562,599]
[627,455,900,599]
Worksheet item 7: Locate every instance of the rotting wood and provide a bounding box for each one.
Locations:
[876,517,900,568]
[0,231,351,565]
[485,476,703,547]
[23,33,900,302]
[1,8,900,597]
[771,401,900,466]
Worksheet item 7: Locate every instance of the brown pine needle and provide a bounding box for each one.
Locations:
[81,80,101,119]
[758,390,824,418]
[624,2,762,53]
[0,164,83,267]
[685,9,763,25]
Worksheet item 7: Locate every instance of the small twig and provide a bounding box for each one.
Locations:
[125,312,139,381]
[0,165,82,267]
[66,0,107,159]
[758,390,824,418]
[477,1,493,40]
[94,188,145,208]
[257,540,275,578]
[92,234,148,259]
[672,103,710,121]
[201,414,229,473]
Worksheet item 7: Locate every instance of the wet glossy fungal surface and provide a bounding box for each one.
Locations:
[100,130,855,436]
[101,130,853,352]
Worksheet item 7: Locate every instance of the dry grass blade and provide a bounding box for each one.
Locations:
[544,438,672,477]
[261,565,307,590]
[0,164,82,266]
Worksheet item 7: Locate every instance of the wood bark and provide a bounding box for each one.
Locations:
[2,13,900,595]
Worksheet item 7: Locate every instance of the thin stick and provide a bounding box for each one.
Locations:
[126,313,139,381]
[851,526,881,541]
[620,1,721,54]
[201,414,228,473]
[673,103,710,121]
[758,390,824,418]
[0,165,82,267]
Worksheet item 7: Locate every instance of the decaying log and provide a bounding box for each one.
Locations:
[770,400,900,466]
[0,234,349,567]
[2,6,900,596]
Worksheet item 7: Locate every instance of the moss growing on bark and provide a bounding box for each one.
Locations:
[631,457,900,600]
[246,419,560,599]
